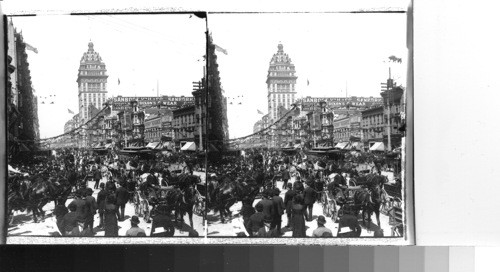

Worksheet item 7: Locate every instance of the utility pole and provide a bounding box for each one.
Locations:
[386,67,392,152]
[193,80,203,152]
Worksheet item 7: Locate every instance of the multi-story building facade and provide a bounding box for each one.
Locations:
[103,111,119,145]
[266,43,297,121]
[361,106,385,148]
[117,101,145,147]
[172,105,196,149]
[144,114,162,143]
[12,31,40,152]
[77,41,108,122]
[380,82,405,150]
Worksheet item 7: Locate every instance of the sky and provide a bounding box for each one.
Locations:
[209,13,407,138]
[9,12,407,140]
[10,14,206,138]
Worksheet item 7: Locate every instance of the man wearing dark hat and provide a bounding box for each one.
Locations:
[69,190,87,226]
[245,202,265,237]
[271,187,284,235]
[115,182,129,221]
[257,189,275,224]
[61,202,79,236]
[337,214,362,238]
[84,188,97,233]
[96,182,108,228]
[126,216,146,236]
[283,183,296,228]
[150,205,175,237]
[312,215,332,237]
[303,182,317,221]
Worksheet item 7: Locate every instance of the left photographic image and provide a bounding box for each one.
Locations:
[6,14,207,239]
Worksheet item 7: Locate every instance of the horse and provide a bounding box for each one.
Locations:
[173,175,201,228]
[7,177,32,224]
[353,184,387,227]
[26,176,73,223]
[213,178,261,223]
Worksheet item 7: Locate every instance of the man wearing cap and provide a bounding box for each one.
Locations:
[312,215,333,237]
[126,216,146,237]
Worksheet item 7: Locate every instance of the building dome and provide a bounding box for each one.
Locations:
[278,43,283,52]
[88,41,94,51]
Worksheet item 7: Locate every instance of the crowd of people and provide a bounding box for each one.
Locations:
[208,149,387,238]
[8,148,203,237]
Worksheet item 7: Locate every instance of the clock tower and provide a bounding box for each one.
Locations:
[266,43,298,121]
[77,41,108,122]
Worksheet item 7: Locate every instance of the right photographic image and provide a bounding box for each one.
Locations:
[205,12,408,239]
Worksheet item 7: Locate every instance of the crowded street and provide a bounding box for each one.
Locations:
[8,150,206,238]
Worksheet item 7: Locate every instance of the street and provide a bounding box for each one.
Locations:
[8,175,206,237]
[207,181,393,237]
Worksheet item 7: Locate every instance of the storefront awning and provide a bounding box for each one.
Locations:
[334,142,349,149]
[146,142,160,149]
[181,142,197,151]
[369,142,385,151]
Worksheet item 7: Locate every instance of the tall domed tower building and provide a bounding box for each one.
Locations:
[77,41,108,122]
[266,43,298,121]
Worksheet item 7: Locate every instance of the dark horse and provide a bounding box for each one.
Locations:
[7,177,32,224]
[27,177,73,223]
[213,178,261,223]
[174,175,201,228]
[353,179,387,228]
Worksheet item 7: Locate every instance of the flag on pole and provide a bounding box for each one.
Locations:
[214,44,228,55]
[25,42,38,54]
[388,55,402,63]
[257,109,264,115]
[68,109,74,114]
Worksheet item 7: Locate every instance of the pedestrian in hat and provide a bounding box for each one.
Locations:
[150,205,175,237]
[284,182,296,228]
[96,182,108,228]
[126,216,146,237]
[303,181,317,221]
[271,187,284,235]
[291,194,307,238]
[257,189,275,224]
[245,202,265,237]
[104,194,120,237]
[84,188,97,233]
[115,182,129,221]
[312,215,333,237]
[61,202,79,237]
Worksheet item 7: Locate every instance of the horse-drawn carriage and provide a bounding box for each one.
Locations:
[132,174,205,226]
